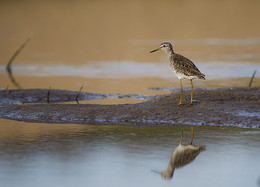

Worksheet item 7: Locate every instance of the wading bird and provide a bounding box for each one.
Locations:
[150,42,205,105]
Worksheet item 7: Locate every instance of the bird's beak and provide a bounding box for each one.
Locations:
[149,47,160,53]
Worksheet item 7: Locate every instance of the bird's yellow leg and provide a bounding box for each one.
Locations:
[189,79,193,105]
[190,126,194,145]
[180,127,183,145]
[178,79,183,105]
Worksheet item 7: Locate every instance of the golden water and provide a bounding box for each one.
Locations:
[0,1,260,186]
[0,0,259,99]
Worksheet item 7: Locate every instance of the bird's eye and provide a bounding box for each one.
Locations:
[162,45,165,47]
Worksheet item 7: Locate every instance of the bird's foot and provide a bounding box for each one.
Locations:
[187,102,193,106]
[178,102,183,106]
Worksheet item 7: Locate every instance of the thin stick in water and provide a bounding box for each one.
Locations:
[249,70,256,87]
[6,34,33,89]
[76,85,84,104]
[47,86,51,104]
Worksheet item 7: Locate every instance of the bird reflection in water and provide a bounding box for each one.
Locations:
[159,127,206,180]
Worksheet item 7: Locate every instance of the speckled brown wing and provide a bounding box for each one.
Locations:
[172,145,206,168]
[172,54,205,79]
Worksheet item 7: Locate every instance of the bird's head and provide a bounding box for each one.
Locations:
[150,42,174,54]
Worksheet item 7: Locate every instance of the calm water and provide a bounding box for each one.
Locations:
[0,119,260,187]
[1,0,260,93]
[0,1,260,187]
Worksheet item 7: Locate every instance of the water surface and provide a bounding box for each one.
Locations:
[0,1,260,187]
[0,119,260,187]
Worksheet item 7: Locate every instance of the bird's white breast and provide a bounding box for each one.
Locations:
[170,64,198,80]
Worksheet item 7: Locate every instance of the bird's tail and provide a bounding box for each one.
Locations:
[200,76,206,80]
[199,73,206,80]
[199,145,206,151]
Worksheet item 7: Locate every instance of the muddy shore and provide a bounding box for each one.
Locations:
[0,87,259,128]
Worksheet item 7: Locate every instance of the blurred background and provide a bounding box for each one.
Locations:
[1,1,260,187]
[0,0,260,97]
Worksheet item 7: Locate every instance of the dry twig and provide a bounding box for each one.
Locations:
[249,70,256,87]
[47,86,51,104]
[76,84,84,104]
[6,34,33,89]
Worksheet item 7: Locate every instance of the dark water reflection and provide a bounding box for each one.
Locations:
[158,127,206,180]
[0,121,259,187]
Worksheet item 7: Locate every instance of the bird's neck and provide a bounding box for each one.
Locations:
[165,161,175,177]
[164,49,174,60]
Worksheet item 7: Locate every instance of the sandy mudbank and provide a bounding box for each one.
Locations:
[0,87,259,128]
